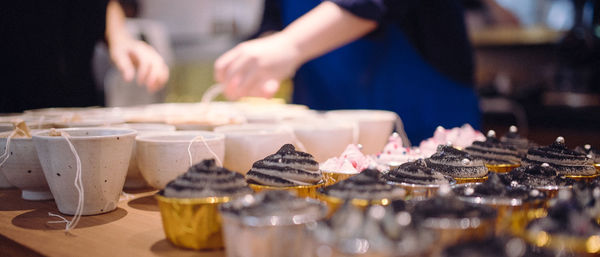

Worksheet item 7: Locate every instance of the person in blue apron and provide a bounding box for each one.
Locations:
[214,0,480,143]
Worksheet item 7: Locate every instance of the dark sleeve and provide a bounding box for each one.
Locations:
[326,0,416,23]
[248,0,283,39]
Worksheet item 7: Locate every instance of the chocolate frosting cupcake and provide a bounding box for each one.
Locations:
[413,193,497,220]
[465,130,521,165]
[454,173,545,204]
[575,144,600,163]
[384,159,454,186]
[523,137,596,176]
[219,190,325,225]
[500,125,536,157]
[310,200,436,256]
[527,189,600,237]
[500,163,575,189]
[442,236,556,257]
[163,159,253,198]
[425,145,488,178]
[246,144,322,187]
[320,169,405,200]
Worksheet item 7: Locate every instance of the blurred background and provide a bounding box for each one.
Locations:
[94,0,600,147]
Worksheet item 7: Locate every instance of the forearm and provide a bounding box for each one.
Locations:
[105,0,131,46]
[278,1,378,64]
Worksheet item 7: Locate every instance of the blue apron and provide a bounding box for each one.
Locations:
[281,0,481,143]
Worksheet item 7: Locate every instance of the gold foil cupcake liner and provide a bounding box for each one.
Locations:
[524,230,600,256]
[594,163,600,172]
[316,192,393,216]
[322,172,356,186]
[454,176,488,184]
[155,194,231,250]
[565,173,600,183]
[423,216,496,250]
[248,182,324,199]
[485,163,521,173]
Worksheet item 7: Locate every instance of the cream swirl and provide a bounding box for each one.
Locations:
[523,137,596,176]
[384,159,452,185]
[320,169,405,200]
[246,144,322,186]
[465,130,521,165]
[164,159,252,198]
[425,145,488,178]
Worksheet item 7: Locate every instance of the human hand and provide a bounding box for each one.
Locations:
[214,34,301,100]
[109,39,169,92]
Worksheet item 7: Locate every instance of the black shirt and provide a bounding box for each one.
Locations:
[0,0,109,113]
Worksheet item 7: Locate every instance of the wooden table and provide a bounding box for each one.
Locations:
[0,188,225,257]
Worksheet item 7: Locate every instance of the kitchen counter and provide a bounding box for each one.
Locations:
[0,188,225,257]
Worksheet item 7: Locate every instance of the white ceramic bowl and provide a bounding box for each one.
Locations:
[136,131,225,189]
[214,124,296,174]
[283,118,356,163]
[325,110,399,155]
[0,131,52,200]
[33,128,137,215]
[115,123,176,189]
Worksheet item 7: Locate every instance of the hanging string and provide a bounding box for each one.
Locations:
[0,129,20,168]
[187,135,222,167]
[350,121,360,145]
[198,83,223,113]
[37,116,45,130]
[393,113,411,147]
[47,131,84,232]
[282,126,307,152]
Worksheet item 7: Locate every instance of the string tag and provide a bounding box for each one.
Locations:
[187,135,222,167]
[47,131,84,232]
[392,113,411,147]
[281,126,306,152]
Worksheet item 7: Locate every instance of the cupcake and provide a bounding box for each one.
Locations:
[441,236,557,257]
[320,144,374,185]
[425,145,489,183]
[245,144,323,197]
[377,133,424,168]
[500,125,537,158]
[306,200,436,257]
[575,144,600,172]
[219,190,327,257]
[156,159,252,250]
[523,137,597,178]
[318,169,406,213]
[453,173,546,233]
[384,159,455,199]
[500,163,575,197]
[412,191,497,247]
[465,130,521,172]
[525,189,600,255]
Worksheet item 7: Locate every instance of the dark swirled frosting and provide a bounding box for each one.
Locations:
[320,169,405,200]
[575,144,600,163]
[246,144,322,187]
[413,194,496,220]
[500,164,575,188]
[425,145,488,178]
[465,130,521,165]
[523,137,596,176]
[454,173,545,202]
[164,159,253,198]
[500,125,536,157]
[384,159,453,185]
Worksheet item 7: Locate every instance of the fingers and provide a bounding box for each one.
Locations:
[111,49,135,82]
[214,47,242,83]
[128,42,169,92]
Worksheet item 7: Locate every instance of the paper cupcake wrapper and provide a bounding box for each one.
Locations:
[524,230,600,255]
[421,216,496,248]
[485,163,521,173]
[594,163,600,172]
[248,182,324,199]
[321,172,356,186]
[388,179,455,201]
[155,193,231,250]
[565,173,600,183]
